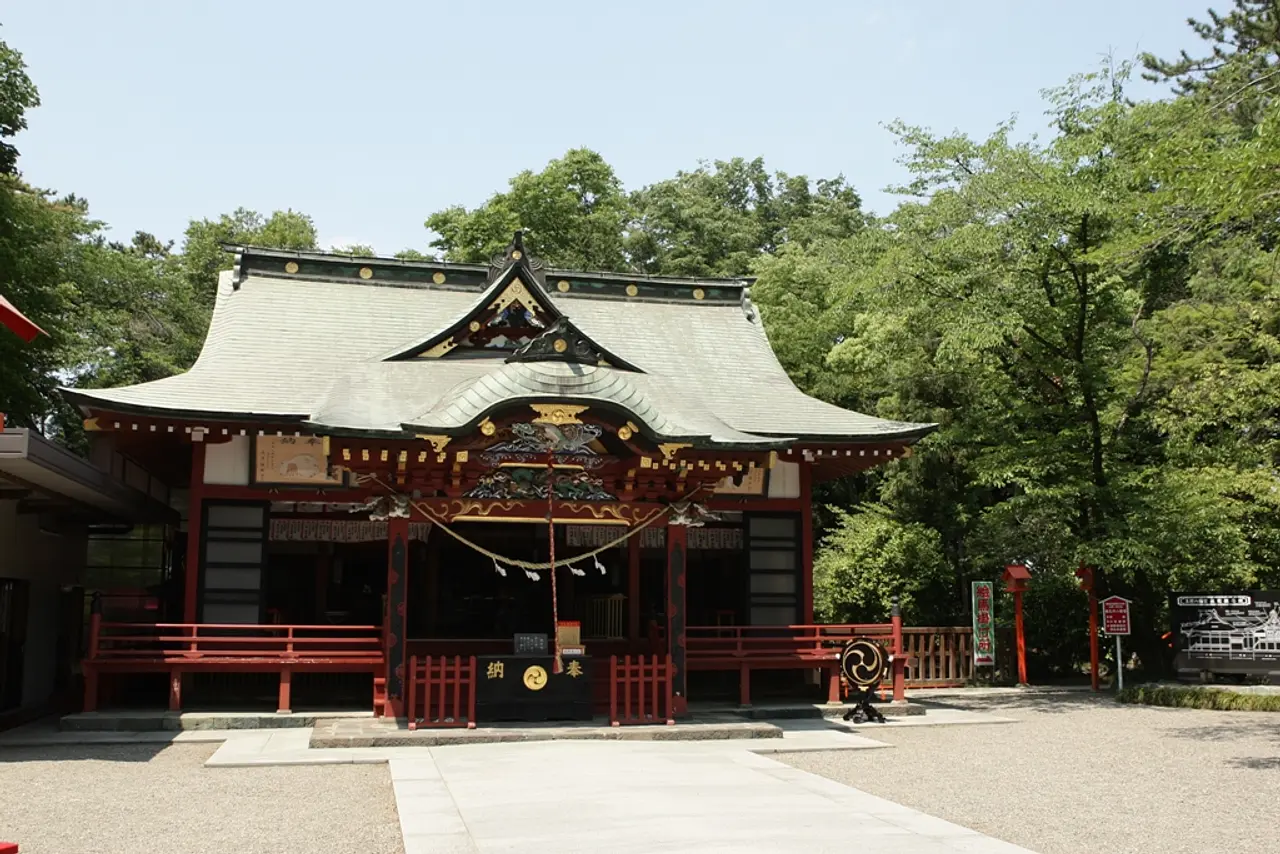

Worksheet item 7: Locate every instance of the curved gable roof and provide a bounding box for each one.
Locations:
[63,243,936,447]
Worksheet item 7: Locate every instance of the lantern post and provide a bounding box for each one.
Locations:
[1002,563,1032,686]
[1075,563,1099,692]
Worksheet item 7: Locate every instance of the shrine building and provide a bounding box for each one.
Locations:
[66,233,933,726]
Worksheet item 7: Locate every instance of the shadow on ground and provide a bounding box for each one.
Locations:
[0,742,174,764]
[914,691,1108,715]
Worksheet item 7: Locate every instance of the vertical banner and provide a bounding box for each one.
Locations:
[972,581,996,667]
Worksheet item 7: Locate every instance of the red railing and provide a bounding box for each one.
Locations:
[406,655,476,730]
[685,620,907,705]
[610,654,674,726]
[687,623,895,657]
[82,616,384,713]
[88,621,384,662]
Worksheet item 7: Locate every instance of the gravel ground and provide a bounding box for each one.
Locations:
[0,743,403,854]
[778,693,1280,854]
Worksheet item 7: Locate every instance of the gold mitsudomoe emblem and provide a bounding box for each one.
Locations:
[523,665,548,691]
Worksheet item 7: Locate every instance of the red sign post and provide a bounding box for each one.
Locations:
[1101,595,1131,691]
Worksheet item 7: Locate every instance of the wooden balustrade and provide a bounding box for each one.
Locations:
[406,655,476,730]
[82,615,384,713]
[901,627,973,688]
[89,621,384,660]
[609,654,673,726]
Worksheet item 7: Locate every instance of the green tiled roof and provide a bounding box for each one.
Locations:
[64,245,935,447]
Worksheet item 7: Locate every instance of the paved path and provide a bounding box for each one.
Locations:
[1,707,1027,853]
[391,740,1033,854]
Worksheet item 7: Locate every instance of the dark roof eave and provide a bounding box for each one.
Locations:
[224,244,751,288]
[61,388,311,425]
[752,423,940,444]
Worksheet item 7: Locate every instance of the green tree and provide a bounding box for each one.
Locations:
[0,31,38,176]
[330,243,376,256]
[179,207,317,305]
[628,158,864,277]
[1141,0,1280,123]
[426,148,630,269]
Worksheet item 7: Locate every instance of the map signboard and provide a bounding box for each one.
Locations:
[1171,591,1280,677]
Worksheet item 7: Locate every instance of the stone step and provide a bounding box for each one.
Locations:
[59,710,374,732]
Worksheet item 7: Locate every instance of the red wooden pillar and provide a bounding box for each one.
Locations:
[1002,564,1032,686]
[1014,590,1027,685]
[385,517,409,718]
[1076,564,1099,692]
[83,597,102,712]
[799,461,815,624]
[890,598,906,702]
[183,441,206,623]
[627,533,641,645]
[666,523,688,715]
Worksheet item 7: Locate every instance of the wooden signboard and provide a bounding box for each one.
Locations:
[714,467,765,496]
[253,436,342,486]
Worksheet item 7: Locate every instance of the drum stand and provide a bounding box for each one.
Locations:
[842,682,887,724]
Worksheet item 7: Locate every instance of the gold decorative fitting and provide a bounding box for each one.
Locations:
[659,442,692,462]
[511,250,523,260]
[322,436,330,455]
[421,337,458,358]
[284,261,299,274]
[82,417,101,432]
[359,267,373,279]
[626,284,638,297]
[479,417,496,436]
[417,434,452,454]
[455,450,469,463]
[693,288,705,300]
[432,271,446,284]
[489,278,536,313]
[557,280,571,292]
[617,425,633,441]
[530,403,589,425]
[469,320,482,332]
[553,338,568,353]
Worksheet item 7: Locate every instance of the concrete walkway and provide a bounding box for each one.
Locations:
[391,740,1034,854]
[0,706,1030,853]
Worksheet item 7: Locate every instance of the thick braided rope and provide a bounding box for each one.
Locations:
[366,475,681,570]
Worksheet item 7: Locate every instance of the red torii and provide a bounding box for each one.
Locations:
[0,293,45,343]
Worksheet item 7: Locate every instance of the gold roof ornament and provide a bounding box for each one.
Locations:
[417,434,452,453]
[479,417,497,436]
[433,271,446,284]
[285,261,299,274]
[659,442,691,462]
[530,403,589,425]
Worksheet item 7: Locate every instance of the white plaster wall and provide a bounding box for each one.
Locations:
[204,435,250,485]
[767,461,801,499]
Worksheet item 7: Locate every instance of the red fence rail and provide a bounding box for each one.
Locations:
[89,620,384,661]
[610,654,674,726]
[406,655,476,730]
[687,623,895,655]
[82,616,384,713]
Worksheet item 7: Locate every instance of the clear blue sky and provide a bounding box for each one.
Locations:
[5,1,1209,254]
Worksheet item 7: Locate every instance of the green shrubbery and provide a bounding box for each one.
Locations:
[1118,685,1280,712]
